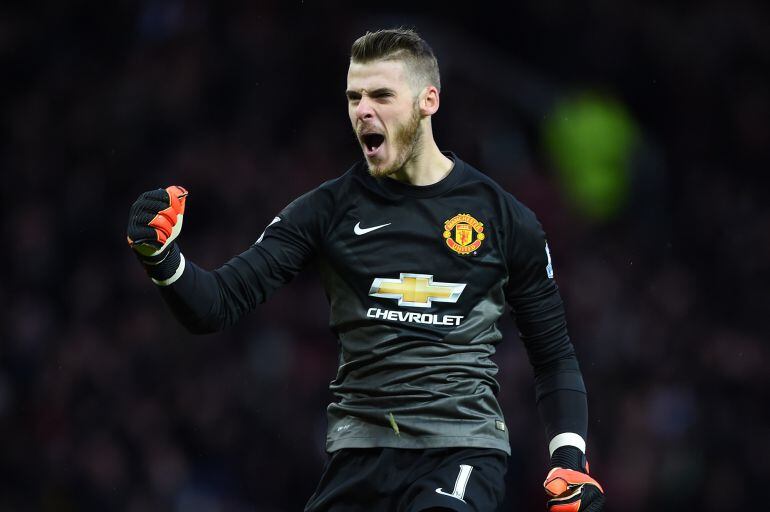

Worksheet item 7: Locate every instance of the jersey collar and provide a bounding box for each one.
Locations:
[368,152,466,198]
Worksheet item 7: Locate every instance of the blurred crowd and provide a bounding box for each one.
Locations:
[1,1,768,511]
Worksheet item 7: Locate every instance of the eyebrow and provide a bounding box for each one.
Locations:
[345,87,396,99]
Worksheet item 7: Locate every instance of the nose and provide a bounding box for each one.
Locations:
[355,96,375,122]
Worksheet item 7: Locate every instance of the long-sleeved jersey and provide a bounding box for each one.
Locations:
[151,153,587,455]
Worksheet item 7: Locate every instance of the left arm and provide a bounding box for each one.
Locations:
[504,202,604,512]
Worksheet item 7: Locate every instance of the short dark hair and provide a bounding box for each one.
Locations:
[350,28,441,92]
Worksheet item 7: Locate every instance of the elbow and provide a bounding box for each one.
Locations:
[532,350,581,379]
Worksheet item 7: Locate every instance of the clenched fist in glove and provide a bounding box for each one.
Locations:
[127,185,188,256]
[127,185,188,285]
[544,446,605,512]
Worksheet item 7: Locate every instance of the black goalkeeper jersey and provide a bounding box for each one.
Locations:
[156,153,582,455]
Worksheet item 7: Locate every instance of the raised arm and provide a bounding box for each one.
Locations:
[126,185,329,334]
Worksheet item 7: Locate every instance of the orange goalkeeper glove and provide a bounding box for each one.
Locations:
[544,448,605,512]
[127,185,188,257]
[127,185,188,284]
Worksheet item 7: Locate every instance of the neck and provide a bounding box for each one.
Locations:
[388,125,453,186]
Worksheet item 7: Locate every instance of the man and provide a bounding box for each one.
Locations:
[127,28,605,512]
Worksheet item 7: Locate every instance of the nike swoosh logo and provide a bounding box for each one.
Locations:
[435,488,466,503]
[354,221,391,235]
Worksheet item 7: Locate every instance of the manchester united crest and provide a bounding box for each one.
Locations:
[443,213,486,255]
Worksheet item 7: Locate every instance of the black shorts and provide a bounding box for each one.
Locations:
[304,447,508,512]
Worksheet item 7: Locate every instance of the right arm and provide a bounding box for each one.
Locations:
[127,185,330,334]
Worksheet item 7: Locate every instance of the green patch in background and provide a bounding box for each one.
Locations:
[543,92,640,221]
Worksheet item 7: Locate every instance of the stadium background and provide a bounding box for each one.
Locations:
[1,1,768,510]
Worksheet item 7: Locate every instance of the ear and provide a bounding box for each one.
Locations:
[418,85,440,116]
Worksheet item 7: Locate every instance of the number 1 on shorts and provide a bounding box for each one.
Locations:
[435,464,474,503]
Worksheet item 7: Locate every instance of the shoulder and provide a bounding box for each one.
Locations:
[285,162,360,210]
[459,157,540,228]
[319,162,360,191]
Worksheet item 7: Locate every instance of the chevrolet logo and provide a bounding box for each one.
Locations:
[369,273,466,308]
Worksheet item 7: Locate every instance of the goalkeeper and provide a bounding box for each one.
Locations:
[127,28,605,512]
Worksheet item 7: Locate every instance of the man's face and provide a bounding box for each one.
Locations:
[346,59,423,177]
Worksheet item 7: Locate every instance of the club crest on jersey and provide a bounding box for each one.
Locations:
[443,213,486,255]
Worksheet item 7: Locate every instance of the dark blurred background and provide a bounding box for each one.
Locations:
[1,1,768,510]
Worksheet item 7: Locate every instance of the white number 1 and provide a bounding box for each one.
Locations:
[435,464,474,503]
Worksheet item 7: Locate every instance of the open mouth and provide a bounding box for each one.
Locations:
[361,133,385,156]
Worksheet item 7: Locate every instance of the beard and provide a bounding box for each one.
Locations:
[366,103,423,178]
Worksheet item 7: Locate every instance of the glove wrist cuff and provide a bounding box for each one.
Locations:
[137,243,183,284]
[550,445,587,472]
